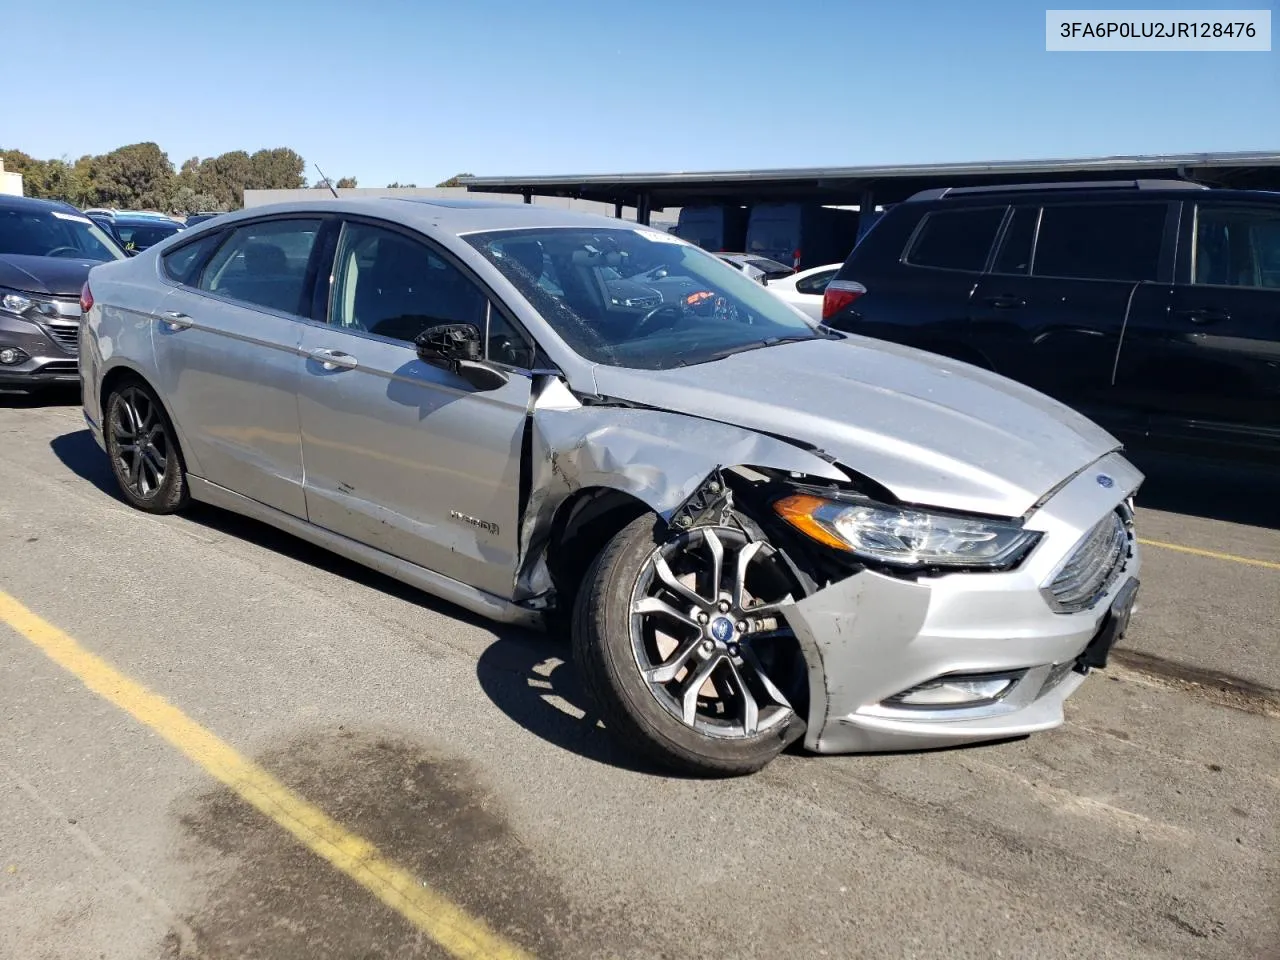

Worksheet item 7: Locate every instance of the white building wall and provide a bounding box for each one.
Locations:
[0,161,23,196]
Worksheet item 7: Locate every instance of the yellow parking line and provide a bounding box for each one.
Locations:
[1138,538,1280,571]
[0,590,534,960]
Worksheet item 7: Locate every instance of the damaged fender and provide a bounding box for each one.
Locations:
[513,376,849,603]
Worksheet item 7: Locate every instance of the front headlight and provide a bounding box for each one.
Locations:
[774,493,1040,570]
[0,288,59,319]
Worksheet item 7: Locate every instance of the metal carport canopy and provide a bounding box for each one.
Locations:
[461,151,1280,209]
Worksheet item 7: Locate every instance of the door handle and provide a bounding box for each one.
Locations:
[160,311,192,331]
[1175,307,1230,325]
[984,295,1027,309]
[309,348,358,371]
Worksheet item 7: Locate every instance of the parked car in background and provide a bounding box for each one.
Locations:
[766,263,842,320]
[0,194,125,391]
[823,179,1280,466]
[81,198,1142,776]
[184,212,225,227]
[715,252,795,283]
[746,202,861,271]
[109,214,185,253]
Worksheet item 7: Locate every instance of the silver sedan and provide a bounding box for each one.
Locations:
[78,198,1142,776]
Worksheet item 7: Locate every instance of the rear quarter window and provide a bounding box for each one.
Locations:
[903,207,1006,272]
[161,231,226,286]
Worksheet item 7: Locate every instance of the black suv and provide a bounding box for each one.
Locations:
[822,180,1280,466]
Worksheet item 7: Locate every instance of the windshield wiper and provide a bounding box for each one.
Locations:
[700,334,818,362]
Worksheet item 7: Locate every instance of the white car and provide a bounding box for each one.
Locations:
[765,263,843,321]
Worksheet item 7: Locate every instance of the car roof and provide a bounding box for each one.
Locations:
[904,181,1279,205]
[111,214,183,226]
[196,196,637,236]
[0,194,82,215]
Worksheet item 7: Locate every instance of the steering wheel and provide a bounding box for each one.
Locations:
[632,303,687,338]
[46,246,82,259]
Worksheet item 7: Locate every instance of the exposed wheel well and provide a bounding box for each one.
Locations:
[544,487,652,614]
[99,366,152,417]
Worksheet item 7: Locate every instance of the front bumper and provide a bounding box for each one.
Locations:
[785,451,1143,754]
[0,308,81,390]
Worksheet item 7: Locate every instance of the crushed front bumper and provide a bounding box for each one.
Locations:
[784,451,1144,754]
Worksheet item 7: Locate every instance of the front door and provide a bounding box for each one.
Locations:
[1115,200,1280,463]
[150,217,325,517]
[296,220,535,598]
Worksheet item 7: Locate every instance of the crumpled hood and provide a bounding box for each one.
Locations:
[588,334,1122,518]
[0,254,99,298]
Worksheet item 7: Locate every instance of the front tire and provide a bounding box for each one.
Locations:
[573,513,807,777]
[104,380,189,514]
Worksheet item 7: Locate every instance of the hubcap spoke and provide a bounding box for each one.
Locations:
[702,529,725,604]
[740,647,794,710]
[681,655,721,725]
[728,659,760,735]
[143,447,166,476]
[653,553,708,609]
[633,596,701,632]
[644,635,704,684]
[731,540,763,610]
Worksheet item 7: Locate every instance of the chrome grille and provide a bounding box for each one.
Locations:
[1043,511,1130,613]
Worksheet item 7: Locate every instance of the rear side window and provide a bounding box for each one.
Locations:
[161,231,224,285]
[905,208,1005,272]
[198,219,322,317]
[795,268,837,295]
[1194,205,1280,289]
[1033,203,1167,282]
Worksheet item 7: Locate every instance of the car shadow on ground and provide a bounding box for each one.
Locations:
[1123,446,1279,529]
[48,424,675,776]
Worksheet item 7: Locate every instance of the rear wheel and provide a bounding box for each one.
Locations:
[104,380,189,514]
[573,513,808,776]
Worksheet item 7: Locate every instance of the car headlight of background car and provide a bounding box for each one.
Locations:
[774,493,1040,570]
[1,288,61,320]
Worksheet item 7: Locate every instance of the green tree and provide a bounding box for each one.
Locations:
[246,148,306,190]
[335,176,358,189]
[92,142,175,209]
[435,173,473,188]
[386,182,417,188]
[194,150,253,209]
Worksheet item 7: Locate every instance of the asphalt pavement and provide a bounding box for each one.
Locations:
[1,394,1277,960]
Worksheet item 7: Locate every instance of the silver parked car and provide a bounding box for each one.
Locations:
[79,198,1143,776]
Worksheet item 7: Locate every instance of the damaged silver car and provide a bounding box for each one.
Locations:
[79,198,1143,776]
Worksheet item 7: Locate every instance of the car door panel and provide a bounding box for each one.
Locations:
[150,285,308,517]
[296,326,531,597]
[1114,201,1280,462]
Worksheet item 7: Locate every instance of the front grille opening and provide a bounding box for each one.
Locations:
[1043,511,1131,613]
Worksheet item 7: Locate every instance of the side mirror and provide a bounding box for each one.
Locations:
[414,322,510,391]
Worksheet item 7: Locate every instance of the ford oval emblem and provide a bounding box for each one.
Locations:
[1096,474,1115,489]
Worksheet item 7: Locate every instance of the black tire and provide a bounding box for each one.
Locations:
[103,379,190,514]
[572,512,806,777]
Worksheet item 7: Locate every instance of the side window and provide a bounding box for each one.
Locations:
[329,221,488,345]
[904,208,1005,272]
[485,306,536,368]
[198,219,321,316]
[795,268,837,295]
[992,207,1039,275]
[161,231,225,285]
[1033,203,1166,282]
[1194,205,1280,289]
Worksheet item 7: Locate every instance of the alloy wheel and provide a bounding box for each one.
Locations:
[110,387,170,500]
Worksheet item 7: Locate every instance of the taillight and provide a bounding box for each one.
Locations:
[79,282,94,314]
[822,280,866,321]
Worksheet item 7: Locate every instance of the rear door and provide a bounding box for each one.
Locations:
[1115,199,1280,462]
[970,200,1175,428]
[151,217,325,517]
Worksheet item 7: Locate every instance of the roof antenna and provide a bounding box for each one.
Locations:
[314,163,340,199]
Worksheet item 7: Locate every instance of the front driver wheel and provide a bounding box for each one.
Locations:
[573,513,808,776]
[104,380,189,514]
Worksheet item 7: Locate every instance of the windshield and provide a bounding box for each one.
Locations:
[465,227,826,370]
[0,206,125,262]
[115,221,182,252]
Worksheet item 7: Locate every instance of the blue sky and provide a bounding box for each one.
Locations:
[6,0,1277,186]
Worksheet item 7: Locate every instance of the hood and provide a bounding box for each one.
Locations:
[0,254,99,298]
[589,335,1122,518]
